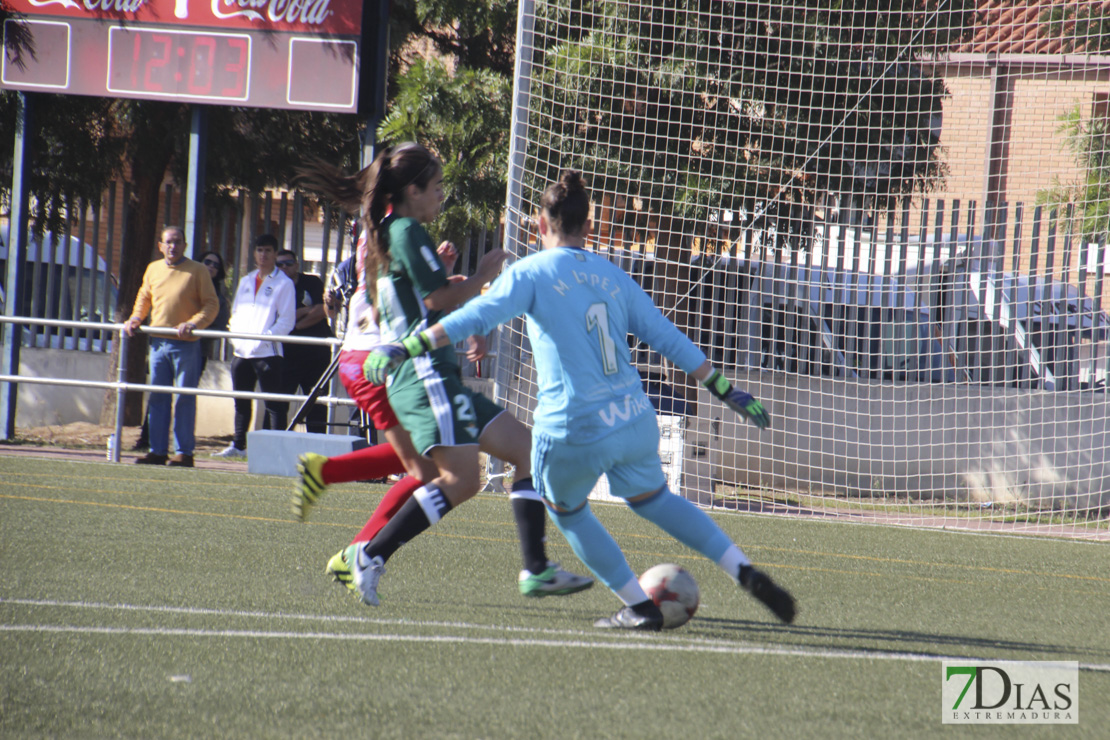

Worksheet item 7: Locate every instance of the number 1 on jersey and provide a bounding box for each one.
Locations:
[585,302,619,375]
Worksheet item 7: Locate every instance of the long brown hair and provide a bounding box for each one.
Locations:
[295,143,441,302]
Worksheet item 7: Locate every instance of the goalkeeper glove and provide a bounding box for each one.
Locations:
[363,331,435,385]
[702,370,771,429]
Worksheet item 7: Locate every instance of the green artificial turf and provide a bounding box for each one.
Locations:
[1,456,1106,738]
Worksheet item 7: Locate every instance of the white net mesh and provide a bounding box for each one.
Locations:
[496,0,1109,539]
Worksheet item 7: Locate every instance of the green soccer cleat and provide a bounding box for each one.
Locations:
[518,563,595,597]
[324,547,358,593]
[292,452,328,522]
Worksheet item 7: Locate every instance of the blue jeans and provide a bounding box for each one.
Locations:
[147,336,202,456]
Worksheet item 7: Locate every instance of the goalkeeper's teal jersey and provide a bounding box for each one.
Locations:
[439,246,707,442]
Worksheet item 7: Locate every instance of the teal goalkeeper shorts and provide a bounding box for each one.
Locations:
[531,412,667,512]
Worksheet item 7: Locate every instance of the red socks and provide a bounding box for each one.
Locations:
[321,443,406,485]
[318,442,426,546]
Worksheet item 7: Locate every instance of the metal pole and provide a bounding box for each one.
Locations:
[1,92,35,439]
[480,0,537,491]
[185,105,209,257]
[112,330,129,463]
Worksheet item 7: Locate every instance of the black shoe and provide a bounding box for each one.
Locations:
[134,452,169,466]
[739,565,796,624]
[167,454,194,468]
[594,601,664,631]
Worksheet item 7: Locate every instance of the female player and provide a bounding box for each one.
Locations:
[366,170,796,629]
[289,224,440,584]
[294,148,592,604]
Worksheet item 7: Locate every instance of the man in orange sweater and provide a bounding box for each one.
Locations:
[124,226,219,467]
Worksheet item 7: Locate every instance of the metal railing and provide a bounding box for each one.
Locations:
[0,315,353,462]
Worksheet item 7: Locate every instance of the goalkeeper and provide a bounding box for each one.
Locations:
[365,170,796,631]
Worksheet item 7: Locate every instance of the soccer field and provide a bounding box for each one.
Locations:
[1,456,1106,738]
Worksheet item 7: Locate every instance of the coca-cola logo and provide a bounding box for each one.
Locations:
[212,0,333,25]
[28,0,146,10]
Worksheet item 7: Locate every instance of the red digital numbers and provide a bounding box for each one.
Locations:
[109,28,250,102]
[221,38,248,98]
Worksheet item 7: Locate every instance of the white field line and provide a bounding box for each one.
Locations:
[3,597,1109,673]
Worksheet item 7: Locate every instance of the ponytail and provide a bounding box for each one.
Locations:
[359,142,442,304]
[297,143,441,306]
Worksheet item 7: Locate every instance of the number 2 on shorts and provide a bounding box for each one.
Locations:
[453,393,476,422]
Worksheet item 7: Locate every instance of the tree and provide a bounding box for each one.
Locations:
[1037,0,1110,242]
[1042,3,1110,53]
[374,1,516,248]
[377,57,512,246]
[391,0,519,76]
[1037,105,1110,243]
[0,94,126,236]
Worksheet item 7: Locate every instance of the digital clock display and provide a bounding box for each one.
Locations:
[107,27,250,102]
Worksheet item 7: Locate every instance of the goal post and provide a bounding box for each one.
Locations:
[501,0,1110,539]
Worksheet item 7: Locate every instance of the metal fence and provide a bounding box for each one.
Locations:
[1,184,506,361]
[0,315,353,460]
[597,199,1109,393]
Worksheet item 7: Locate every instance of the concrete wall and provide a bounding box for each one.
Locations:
[14,349,113,428]
[13,347,233,436]
[690,370,1109,513]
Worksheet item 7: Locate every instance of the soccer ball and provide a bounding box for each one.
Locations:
[639,563,699,629]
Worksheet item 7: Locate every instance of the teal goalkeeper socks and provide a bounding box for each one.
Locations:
[549,504,636,593]
[628,487,733,563]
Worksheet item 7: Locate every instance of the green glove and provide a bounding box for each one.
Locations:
[702,370,771,429]
[363,331,434,385]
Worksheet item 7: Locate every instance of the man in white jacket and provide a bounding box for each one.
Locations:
[216,234,296,458]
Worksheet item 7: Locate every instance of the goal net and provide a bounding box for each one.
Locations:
[496,0,1109,539]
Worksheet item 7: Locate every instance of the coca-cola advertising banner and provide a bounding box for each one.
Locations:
[10,0,360,35]
[2,0,372,112]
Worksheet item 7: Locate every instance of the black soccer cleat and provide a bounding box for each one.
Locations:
[594,601,665,631]
[739,565,796,624]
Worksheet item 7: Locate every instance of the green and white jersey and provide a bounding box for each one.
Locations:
[375,216,458,374]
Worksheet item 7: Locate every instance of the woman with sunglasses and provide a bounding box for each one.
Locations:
[197,250,231,376]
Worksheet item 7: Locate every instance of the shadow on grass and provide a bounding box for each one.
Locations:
[692,616,1110,664]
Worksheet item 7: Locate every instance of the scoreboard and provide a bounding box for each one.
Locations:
[1,0,367,113]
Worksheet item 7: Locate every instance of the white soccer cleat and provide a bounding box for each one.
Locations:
[351,548,385,607]
[214,445,246,459]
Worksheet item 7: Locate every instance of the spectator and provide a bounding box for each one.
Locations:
[324,254,357,338]
[197,249,232,375]
[124,225,219,467]
[215,234,296,458]
[276,249,333,434]
[132,248,231,451]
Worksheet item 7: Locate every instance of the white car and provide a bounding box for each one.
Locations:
[0,224,119,351]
